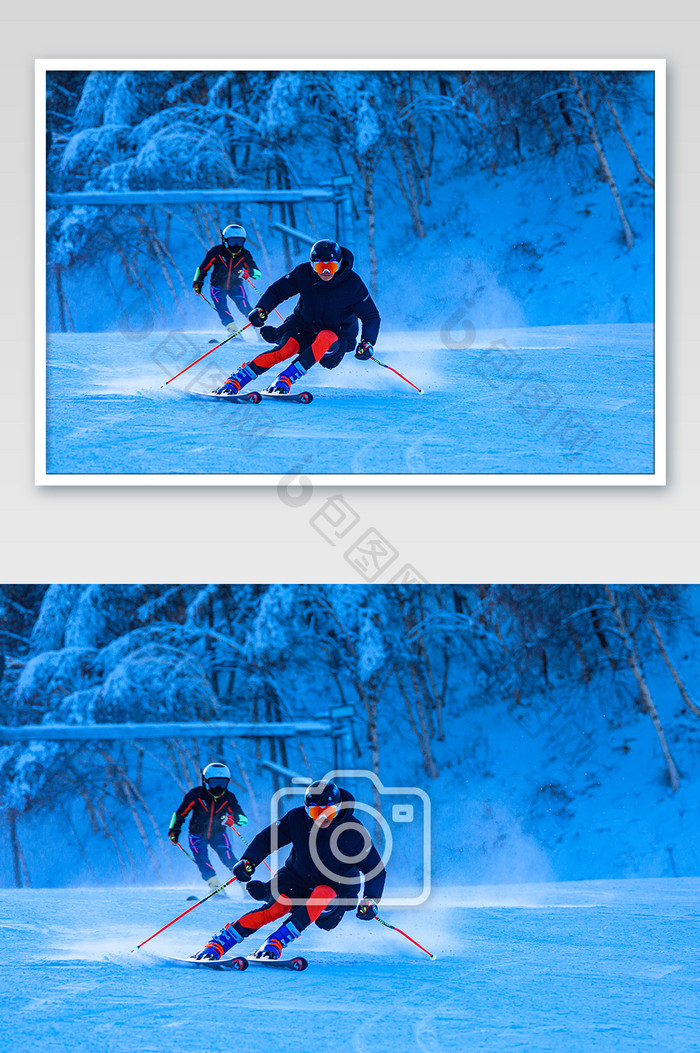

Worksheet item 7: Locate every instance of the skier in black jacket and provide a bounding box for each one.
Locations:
[193,780,386,961]
[168,761,248,894]
[213,239,380,396]
[193,224,262,335]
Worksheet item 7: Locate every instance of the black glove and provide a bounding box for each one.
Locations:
[260,325,280,344]
[232,858,256,883]
[247,879,272,902]
[248,307,268,328]
[356,898,378,921]
[193,281,203,295]
[315,903,347,931]
[319,344,345,370]
[168,829,180,844]
[355,340,374,361]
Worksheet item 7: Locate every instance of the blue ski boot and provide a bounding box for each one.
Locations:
[215,362,259,395]
[266,359,308,394]
[252,920,301,960]
[194,922,245,961]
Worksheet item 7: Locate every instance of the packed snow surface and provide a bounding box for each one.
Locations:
[3,878,697,1052]
[44,324,654,476]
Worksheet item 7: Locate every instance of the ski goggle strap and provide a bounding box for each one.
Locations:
[307,803,340,821]
[312,260,339,276]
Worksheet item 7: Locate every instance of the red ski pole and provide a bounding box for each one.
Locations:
[161,324,251,387]
[222,817,273,875]
[173,839,196,864]
[197,290,217,313]
[131,875,237,952]
[375,914,437,959]
[243,274,285,321]
[369,356,423,394]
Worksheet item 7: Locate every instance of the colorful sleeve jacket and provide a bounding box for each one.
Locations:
[170,786,246,840]
[194,245,261,291]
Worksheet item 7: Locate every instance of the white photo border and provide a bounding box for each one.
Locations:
[36,57,666,487]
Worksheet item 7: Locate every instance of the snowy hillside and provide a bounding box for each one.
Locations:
[1,585,697,894]
[45,69,656,333]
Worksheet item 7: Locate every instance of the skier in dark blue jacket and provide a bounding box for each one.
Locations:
[193,780,386,961]
[213,239,380,395]
[168,761,248,895]
[193,224,262,335]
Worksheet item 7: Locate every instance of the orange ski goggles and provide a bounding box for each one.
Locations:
[307,803,340,822]
[312,260,339,276]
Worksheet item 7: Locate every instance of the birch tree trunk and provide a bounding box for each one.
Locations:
[360,162,379,298]
[540,109,558,156]
[604,587,680,792]
[54,264,74,333]
[400,138,426,236]
[591,76,655,188]
[630,588,700,719]
[569,74,635,250]
[395,670,438,779]
[356,681,381,815]
[8,809,26,887]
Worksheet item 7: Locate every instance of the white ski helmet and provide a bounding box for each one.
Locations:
[202,761,231,797]
[221,224,247,250]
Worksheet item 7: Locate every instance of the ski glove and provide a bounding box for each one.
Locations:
[260,325,280,344]
[355,340,374,361]
[193,281,203,295]
[248,307,268,327]
[315,903,347,931]
[233,858,256,883]
[247,879,272,902]
[221,813,248,829]
[319,344,345,370]
[356,898,378,921]
[168,811,181,843]
[252,268,262,280]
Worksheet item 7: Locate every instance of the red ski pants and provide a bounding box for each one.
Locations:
[234,884,337,935]
[250,330,338,371]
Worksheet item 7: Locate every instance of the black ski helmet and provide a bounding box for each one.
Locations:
[310,240,341,266]
[202,761,231,798]
[221,224,246,250]
[304,780,341,813]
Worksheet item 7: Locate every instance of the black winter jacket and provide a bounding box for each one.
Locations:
[256,246,380,348]
[195,245,261,292]
[243,788,386,902]
[171,785,246,840]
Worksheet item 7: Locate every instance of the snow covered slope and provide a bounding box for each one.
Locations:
[3,880,697,1052]
[45,323,654,476]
